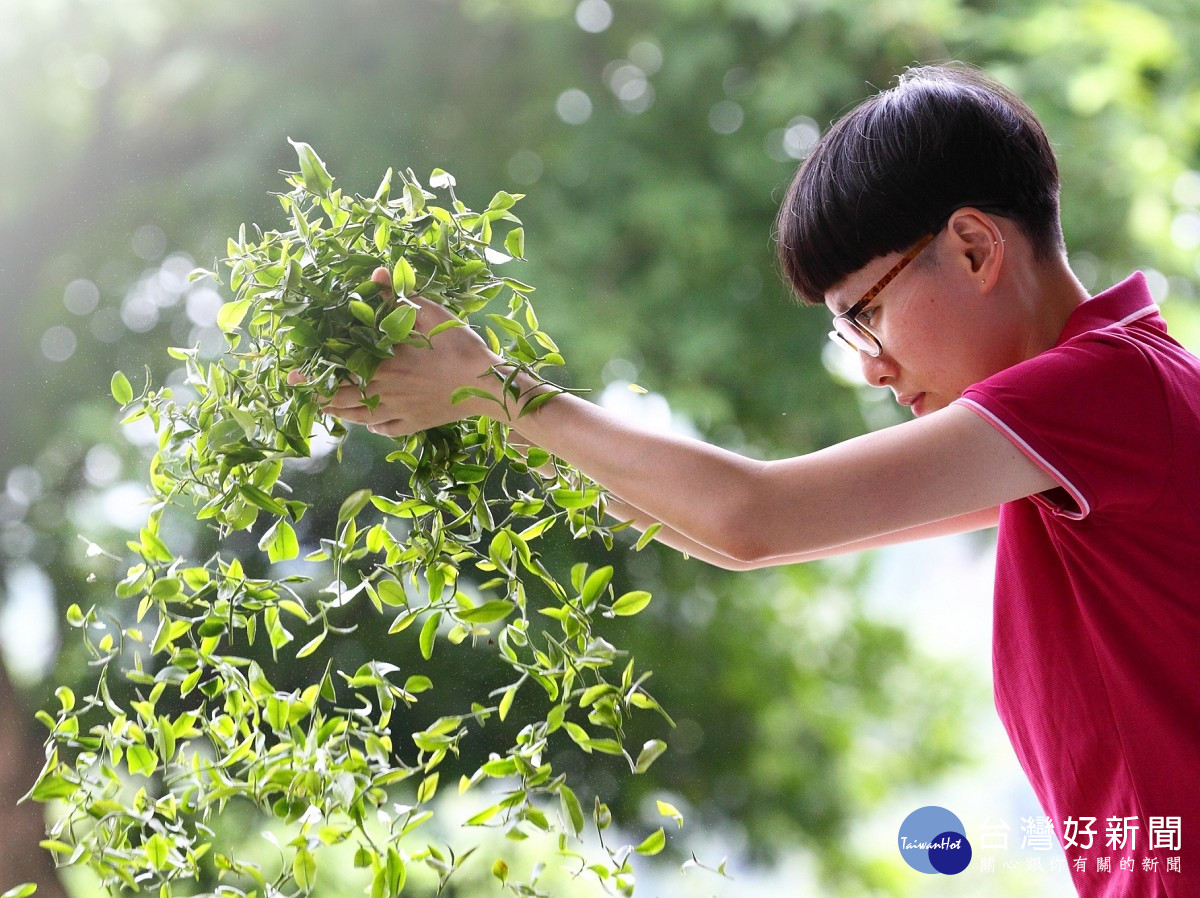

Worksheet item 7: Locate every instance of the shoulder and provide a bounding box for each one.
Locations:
[969,324,1170,405]
[956,327,1179,519]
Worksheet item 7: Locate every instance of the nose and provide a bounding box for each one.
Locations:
[860,349,898,388]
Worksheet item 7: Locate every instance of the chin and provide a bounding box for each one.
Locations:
[912,394,946,417]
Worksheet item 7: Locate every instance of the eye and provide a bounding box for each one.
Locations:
[857,305,878,325]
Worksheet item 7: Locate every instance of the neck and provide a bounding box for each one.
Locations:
[1004,245,1090,360]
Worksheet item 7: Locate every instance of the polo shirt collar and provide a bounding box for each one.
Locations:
[1054,271,1163,346]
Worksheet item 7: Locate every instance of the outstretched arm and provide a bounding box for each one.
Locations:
[602,495,999,569]
[509,439,1002,568]
[323,296,1048,565]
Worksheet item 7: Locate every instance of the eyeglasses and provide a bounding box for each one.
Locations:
[829,232,936,358]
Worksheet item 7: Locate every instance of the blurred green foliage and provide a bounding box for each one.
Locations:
[3,0,1200,895]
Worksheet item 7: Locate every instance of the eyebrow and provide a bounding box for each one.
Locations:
[828,295,861,318]
[829,233,936,318]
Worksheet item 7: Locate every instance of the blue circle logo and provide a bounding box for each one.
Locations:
[898,806,972,875]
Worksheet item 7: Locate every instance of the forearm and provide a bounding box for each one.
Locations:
[496,378,1002,564]
[599,495,749,569]
[507,427,751,567]
[605,493,999,570]
[481,378,765,560]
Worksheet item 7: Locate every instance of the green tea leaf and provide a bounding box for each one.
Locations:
[498,684,516,721]
[296,630,327,659]
[389,608,420,634]
[656,799,684,828]
[289,138,334,197]
[428,318,465,339]
[551,488,600,509]
[419,610,442,660]
[376,579,407,607]
[259,519,300,563]
[581,565,613,606]
[292,847,318,892]
[31,775,79,802]
[392,257,417,296]
[349,299,376,326]
[416,771,439,804]
[109,371,133,405]
[458,600,515,624]
[55,686,75,712]
[379,304,417,342]
[338,488,373,523]
[126,744,158,777]
[240,484,287,516]
[216,299,252,333]
[488,190,518,212]
[449,385,498,406]
[560,785,585,836]
[635,522,663,550]
[612,590,652,617]
[404,675,433,694]
[491,859,509,884]
[504,227,525,260]
[635,827,666,856]
[635,738,667,773]
[144,833,170,870]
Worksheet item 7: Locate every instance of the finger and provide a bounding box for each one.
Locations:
[317,379,371,409]
[367,418,410,437]
[323,392,372,415]
[330,405,373,425]
[317,386,351,410]
[406,295,460,337]
[371,266,394,297]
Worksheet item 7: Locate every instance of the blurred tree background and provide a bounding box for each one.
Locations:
[2,0,1200,896]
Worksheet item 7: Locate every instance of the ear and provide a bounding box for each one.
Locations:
[946,207,1005,290]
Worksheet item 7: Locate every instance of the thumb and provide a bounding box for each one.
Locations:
[371,266,393,297]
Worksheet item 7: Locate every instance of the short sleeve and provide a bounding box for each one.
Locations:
[954,330,1171,520]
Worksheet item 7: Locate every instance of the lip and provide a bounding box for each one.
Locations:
[897,393,926,416]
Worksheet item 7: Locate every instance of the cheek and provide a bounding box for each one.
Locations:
[883,313,942,366]
[921,301,985,358]
[891,320,980,390]
[879,293,944,357]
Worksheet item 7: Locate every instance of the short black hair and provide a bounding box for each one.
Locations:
[774,63,1064,305]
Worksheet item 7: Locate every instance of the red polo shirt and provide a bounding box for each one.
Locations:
[956,272,1199,897]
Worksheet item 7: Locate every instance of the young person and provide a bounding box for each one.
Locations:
[323,64,1198,897]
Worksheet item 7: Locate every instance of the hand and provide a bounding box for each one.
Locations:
[292,267,504,436]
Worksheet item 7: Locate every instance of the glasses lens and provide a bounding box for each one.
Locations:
[831,318,879,356]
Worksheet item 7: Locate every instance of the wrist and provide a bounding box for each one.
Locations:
[465,364,555,424]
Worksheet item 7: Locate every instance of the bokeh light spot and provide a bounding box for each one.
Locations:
[41,325,77,361]
[63,278,100,315]
[556,88,593,125]
[132,224,168,261]
[507,149,544,185]
[74,52,110,90]
[575,0,613,33]
[628,39,663,76]
[708,100,744,135]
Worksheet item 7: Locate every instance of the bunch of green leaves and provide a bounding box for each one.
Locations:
[30,143,677,898]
